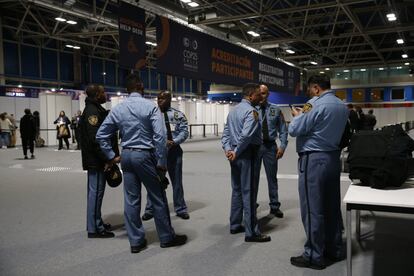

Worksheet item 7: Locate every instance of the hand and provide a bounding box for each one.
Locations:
[291,106,302,117]
[276,148,285,159]
[167,140,175,148]
[104,156,121,171]
[226,151,236,161]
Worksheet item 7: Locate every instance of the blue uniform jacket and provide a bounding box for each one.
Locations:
[288,90,349,153]
[165,107,189,145]
[222,99,261,156]
[258,102,288,149]
[96,92,167,167]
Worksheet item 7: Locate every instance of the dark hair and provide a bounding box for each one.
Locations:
[307,74,331,90]
[158,90,172,99]
[347,103,354,108]
[368,109,373,114]
[24,108,31,115]
[60,111,65,116]
[125,73,143,93]
[242,83,260,97]
[33,111,39,116]
[0,113,5,120]
[85,84,103,98]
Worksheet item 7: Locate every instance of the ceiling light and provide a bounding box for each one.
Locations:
[233,93,237,96]
[55,17,66,22]
[177,96,182,101]
[386,13,396,18]
[360,69,366,71]
[51,88,56,92]
[18,84,22,88]
[73,46,81,50]
[180,0,191,3]
[219,23,236,28]
[345,77,348,80]
[192,98,197,101]
[65,44,74,48]
[397,39,404,44]
[405,62,410,66]
[117,92,121,96]
[102,72,106,75]
[66,20,77,25]
[206,98,210,102]
[397,66,403,69]
[336,73,340,76]
[286,49,295,54]
[59,88,63,91]
[319,71,325,74]
[378,68,384,70]
[343,69,350,72]
[187,2,199,7]
[402,54,408,58]
[325,68,330,71]
[247,31,260,37]
[310,61,318,65]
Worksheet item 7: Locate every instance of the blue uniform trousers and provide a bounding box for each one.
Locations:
[230,145,261,238]
[121,149,175,246]
[87,169,106,233]
[145,145,187,215]
[255,142,281,210]
[298,151,343,265]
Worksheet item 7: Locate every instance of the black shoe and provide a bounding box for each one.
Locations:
[141,213,153,221]
[103,223,112,231]
[131,239,147,253]
[270,208,284,218]
[160,234,188,248]
[88,231,115,239]
[24,156,28,159]
[31,154,35,159]
[58,147,62,150]
[326,254,346,263]
[290,255,326,270]
[245,234,271,243]
[176,213,190,220]
[230,226,245,234]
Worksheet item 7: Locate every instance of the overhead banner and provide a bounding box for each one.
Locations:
[118,2,146,70]
[156,17,300,94]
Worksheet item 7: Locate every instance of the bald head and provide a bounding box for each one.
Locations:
[157,90,172,112]
[259,84,269,106]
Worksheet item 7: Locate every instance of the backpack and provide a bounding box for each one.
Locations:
[347,124,414,189]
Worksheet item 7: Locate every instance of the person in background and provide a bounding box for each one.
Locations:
[54,111,71,150]
[8,114,17,148]
[71,110,82,150]
[33,111,40,139]
[362,109,377,130]
[0,113,13,149]
[355,106,365,131]
[142,91,190,221]
[19,109,36,159]
[347,104,358,133]
[79,84,116,239]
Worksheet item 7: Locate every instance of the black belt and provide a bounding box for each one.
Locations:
[263,140,276,145]
[298,151,318,157]
[123,147,153,152]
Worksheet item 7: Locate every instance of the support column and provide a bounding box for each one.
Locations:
[0,17,4,85]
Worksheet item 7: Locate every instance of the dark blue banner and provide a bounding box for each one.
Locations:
[118,2,146,70]
[156,17,300,94]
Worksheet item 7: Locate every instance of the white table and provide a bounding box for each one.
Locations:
[343,181,414,276]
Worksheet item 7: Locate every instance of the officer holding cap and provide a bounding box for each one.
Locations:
[288,75,348,269]
[80,84,117,239]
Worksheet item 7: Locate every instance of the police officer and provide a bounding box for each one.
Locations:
[79,84,115,238]
[289,75,348,269]
[255,84,288,217]
[143,91,190,221]
[96,74,187,253]
[222,83,271,243]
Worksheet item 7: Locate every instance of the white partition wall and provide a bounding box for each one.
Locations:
[39,93,72,146]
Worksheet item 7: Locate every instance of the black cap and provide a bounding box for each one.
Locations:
[105,164,122,188]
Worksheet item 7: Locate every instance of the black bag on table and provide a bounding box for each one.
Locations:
[347,124,414,189]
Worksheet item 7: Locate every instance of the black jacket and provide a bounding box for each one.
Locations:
[80,97,118,170]
[19,114,36,140]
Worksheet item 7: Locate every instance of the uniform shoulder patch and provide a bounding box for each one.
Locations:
[252,110,259,121]
[302,103,313,113]
[88,115,98,126]
[174,111,179,120]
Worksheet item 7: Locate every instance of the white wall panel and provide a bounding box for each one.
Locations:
[0,97,15,116]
